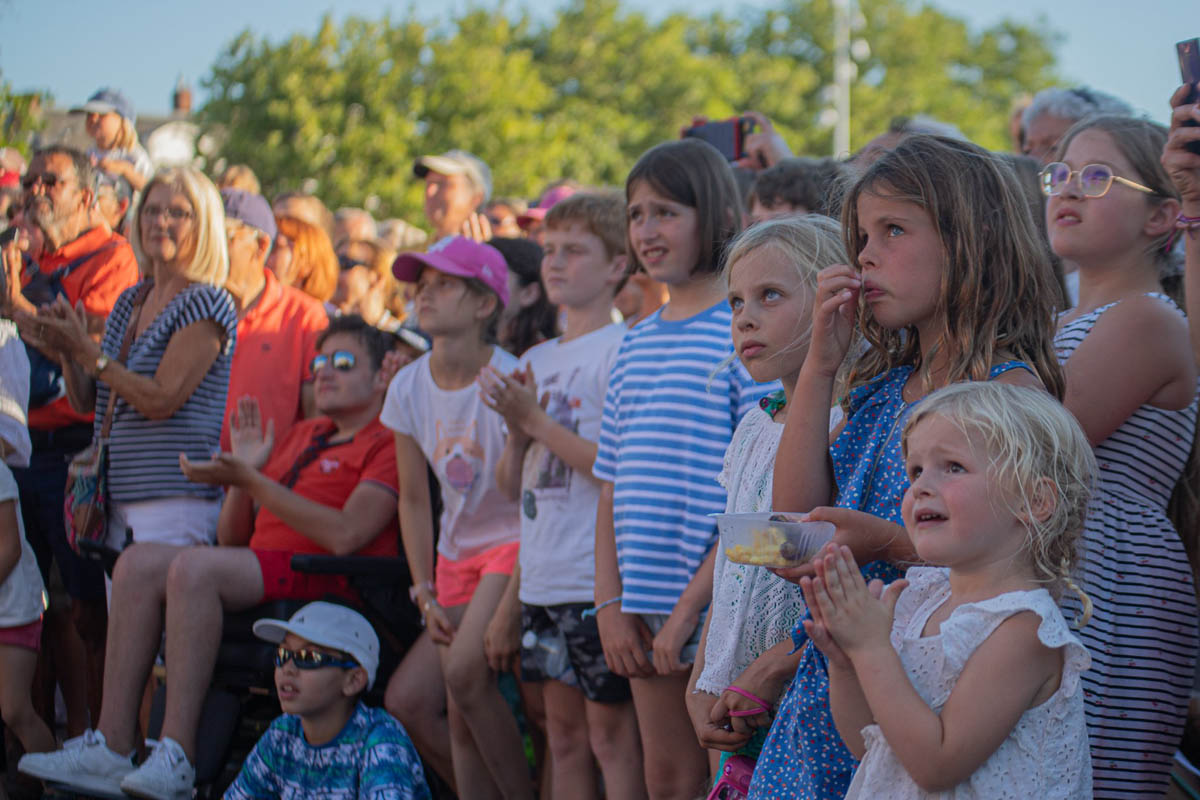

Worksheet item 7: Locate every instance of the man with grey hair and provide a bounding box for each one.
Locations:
[412,149,492,242]
[1021,86,1134,164]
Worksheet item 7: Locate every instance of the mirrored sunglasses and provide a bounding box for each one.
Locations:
[274,646,358,671]
[1039,162,1157,199]
[310,350,357,373]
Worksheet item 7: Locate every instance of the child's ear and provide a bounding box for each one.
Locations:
[1026,476,1058,524]
[1144,197,1181,240]
[342,667,369,698]
[608,254,629,286]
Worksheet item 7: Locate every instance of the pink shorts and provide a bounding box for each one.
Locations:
[0,617,42,652]
[435,541,520,607]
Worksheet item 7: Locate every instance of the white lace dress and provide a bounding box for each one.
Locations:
[696,404,799,695]
[845,567,1093,800]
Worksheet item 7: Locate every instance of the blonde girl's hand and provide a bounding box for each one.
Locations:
[807,264,861,379]
[814,545,907,658]
[799,547,853,670]
[687,689,749,752]
[1164,83,1200,210]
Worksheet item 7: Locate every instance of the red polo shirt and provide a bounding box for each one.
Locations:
[249,416,400,556]
[23,227,139,430]
[221,270,328,451]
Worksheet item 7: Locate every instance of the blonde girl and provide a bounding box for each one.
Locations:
[685,216,846,773]
[805,382,1094,799]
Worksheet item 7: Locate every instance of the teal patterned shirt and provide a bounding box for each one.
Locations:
[224,702,430,799]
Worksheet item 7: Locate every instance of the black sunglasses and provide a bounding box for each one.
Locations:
[274,646,358,671]
[22,173,69,192]
[310,350,357,374]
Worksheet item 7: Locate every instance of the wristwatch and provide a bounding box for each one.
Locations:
[93,354,110,377]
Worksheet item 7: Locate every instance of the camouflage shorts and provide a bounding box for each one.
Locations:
[520,602,632,704]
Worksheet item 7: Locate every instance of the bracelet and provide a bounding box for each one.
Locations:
[581,596,621,620]
[408,580,435,605]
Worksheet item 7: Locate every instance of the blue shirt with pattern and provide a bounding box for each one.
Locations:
[224,702,430,800]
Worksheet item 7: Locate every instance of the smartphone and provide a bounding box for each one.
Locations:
[683,117,756,162]
[1177,38,1200,156]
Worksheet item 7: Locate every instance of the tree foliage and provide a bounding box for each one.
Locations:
[199,0,1059,222]
[0,70,48,158]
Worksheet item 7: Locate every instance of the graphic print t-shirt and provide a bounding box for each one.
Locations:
[381,348,521,561]
[517,323,625,605]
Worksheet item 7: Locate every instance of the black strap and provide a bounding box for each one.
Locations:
[279,427,342,489]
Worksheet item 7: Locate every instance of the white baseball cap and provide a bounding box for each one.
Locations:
[253,602,380,689]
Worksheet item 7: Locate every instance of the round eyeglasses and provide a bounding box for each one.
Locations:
[1039,162,1157,199]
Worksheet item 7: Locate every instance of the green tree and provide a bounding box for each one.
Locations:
[199,0,1060,225]
[0,71,47,158]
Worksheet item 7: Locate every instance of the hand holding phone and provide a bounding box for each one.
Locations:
[683,117,757,162]
[1177,38,1200,157]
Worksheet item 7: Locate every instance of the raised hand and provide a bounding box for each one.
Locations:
[806,264,861,379]
[479,363,544,435]
[229,395,275,469]
[810,546,907,659]
[735,111,794,171]
[1164,83,1200,210]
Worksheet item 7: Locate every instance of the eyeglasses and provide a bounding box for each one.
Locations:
[274,646,358,671]
[142,204,194,223]
[21,173,72,192]
[337,253,368,271]
[1039,162,1158,199]
[310,350,357,374]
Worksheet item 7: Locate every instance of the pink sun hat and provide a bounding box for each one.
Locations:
[516,184,578,229]
[392,236,510,306]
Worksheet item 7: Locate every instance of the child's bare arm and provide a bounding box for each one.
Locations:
[0,500,22,586]
[652,546,715,675]
[494,427,530,501]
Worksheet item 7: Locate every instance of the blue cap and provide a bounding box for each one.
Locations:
[221,188,277,240]
[70,88,135,123]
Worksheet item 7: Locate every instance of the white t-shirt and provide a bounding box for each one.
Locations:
[516,323,626,605]
[0,463,47,628]
[381,348,521,561]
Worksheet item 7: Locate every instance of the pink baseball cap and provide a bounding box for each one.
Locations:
[392,236,510,306]
[517,184,577,228]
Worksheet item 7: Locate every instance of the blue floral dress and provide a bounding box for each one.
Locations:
[748,362,1031,799]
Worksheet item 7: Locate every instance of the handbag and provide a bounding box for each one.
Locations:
[64,283,149,554]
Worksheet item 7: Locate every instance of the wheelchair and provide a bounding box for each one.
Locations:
[74,540,451,799]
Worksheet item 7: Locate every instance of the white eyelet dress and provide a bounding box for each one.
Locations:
[844,567,1092,799]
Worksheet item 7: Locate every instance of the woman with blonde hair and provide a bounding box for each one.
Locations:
[24,166,238,549]
[268,215,338,303]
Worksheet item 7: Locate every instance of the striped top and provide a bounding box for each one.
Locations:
[593,301,776,615]
[95,280,238,502]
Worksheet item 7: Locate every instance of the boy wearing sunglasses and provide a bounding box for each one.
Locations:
[225,602,430,799]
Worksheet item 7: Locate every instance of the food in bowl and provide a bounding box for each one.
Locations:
[715,512,835,568]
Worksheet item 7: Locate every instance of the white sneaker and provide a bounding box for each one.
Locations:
[17,729,135,796]
[119,736,196,800]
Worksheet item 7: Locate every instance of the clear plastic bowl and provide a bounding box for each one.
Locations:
[713,512,835,568]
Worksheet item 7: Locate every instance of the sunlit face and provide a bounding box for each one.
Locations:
[727,245,813,384]
[1045,129,1162,273]
[85,111,123,150]
[25,153,88,239]
[312,332,381,415]
[485,202,523,239]
[541,222,623,310]
[139,183,196,267]
[854,191,944,338]
[626,180,701,286]
[423,171,481,237]
[274,633,362,717]
[413,266,490,337]
[225,218,267,278]
[900,414,1027,572]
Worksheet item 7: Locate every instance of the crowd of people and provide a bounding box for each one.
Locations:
[0,76,1197,800]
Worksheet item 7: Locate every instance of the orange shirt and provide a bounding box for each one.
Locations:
[249,416,400,556]
[23,227,139,430]
[221,270,327,451]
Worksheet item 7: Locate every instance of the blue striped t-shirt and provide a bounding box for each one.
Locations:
[95,280,238,503]
[592,301,776,615]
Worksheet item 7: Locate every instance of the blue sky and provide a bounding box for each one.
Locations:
[1,0,1189,127]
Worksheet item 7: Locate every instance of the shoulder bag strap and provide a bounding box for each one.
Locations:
[97,282,152,440]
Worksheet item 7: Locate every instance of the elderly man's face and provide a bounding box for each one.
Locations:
[24,153,90,245]
[423,171,480,236]
[1022,113,1075,165]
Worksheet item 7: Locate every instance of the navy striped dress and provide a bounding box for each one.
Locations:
[94,280,238,503]
[1055,293,1199,799]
